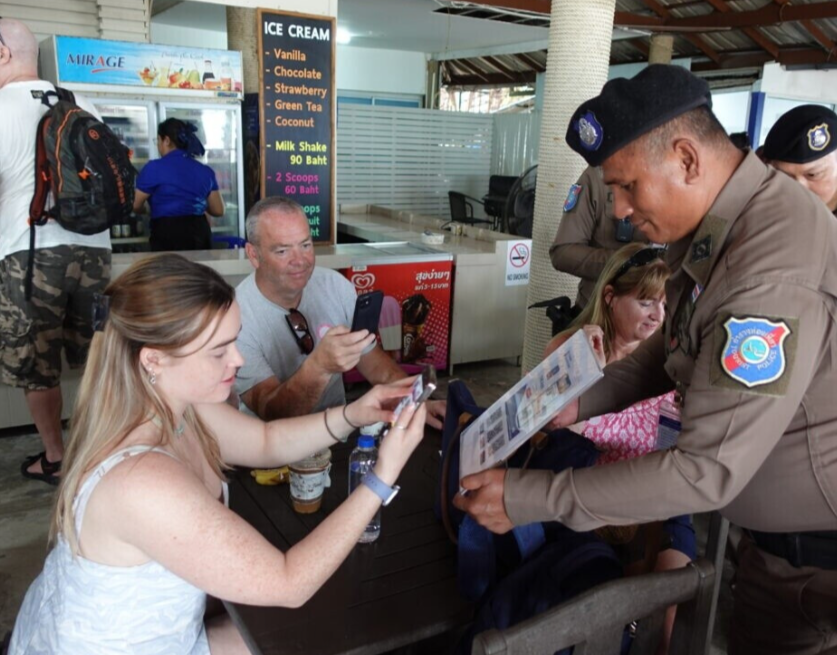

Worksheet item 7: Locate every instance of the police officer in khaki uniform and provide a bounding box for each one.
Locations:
[550,166,646,309]
[455,65,837,655]
[763,104,837,214]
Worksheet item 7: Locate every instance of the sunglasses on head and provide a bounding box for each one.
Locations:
[285,308,314,355]
[611,247,665,284]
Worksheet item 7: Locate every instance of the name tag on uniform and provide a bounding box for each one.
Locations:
[656,400,681,450]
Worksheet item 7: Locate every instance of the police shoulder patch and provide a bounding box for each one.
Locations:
[710,314,797,395]
[563,184,582,212]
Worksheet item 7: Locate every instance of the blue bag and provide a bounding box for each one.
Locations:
[437,381,627,654]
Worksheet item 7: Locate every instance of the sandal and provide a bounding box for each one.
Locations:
[20,451,62,486]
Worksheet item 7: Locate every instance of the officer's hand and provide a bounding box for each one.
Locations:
[581,324,607,369]
[453,469,513,534]
[311,325,377,374]
[424,399,446,430]
[543,398,580,432]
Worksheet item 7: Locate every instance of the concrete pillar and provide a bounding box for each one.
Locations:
[522,0,616,373]
[226,6,259,94]
[648,34,674,65]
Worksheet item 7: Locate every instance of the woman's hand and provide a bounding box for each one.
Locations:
[344,377,415,428]
[374,400,426,485]
[581,324,607,368]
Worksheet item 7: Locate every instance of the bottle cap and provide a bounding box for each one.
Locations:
[358,435,376,449]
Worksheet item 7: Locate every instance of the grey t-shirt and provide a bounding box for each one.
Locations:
[234,267,358,413]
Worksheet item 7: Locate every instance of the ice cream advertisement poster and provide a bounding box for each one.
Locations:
[340,261,453,372]
[53,36,242,91]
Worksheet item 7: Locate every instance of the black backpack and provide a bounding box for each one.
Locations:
[26,87,136,297]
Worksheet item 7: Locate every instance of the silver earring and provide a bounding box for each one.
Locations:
[148,369,156,385]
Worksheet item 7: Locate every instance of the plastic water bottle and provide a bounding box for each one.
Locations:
[348,435,381,543]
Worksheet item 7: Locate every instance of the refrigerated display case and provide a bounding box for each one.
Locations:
[159,102,243,240]
[39,36,245,252]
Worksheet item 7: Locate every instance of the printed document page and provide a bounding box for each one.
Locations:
[459,330,604,480]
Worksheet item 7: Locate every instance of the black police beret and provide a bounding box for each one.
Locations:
[566,65,712,167]
[762,105,837,164]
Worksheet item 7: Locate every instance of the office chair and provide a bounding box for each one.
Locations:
[448,191,492,228]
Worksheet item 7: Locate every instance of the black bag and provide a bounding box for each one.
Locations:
[26,87,136,297]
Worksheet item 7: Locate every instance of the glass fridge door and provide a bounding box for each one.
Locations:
[91,100,156,176]
[159,103,244,241]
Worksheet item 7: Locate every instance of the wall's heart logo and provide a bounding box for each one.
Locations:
[351,273,376,290]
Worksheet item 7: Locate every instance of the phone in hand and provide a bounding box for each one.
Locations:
[351,290,384,334]
[389,365,437,429]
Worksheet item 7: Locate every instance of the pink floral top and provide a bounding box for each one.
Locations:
[583,391,677,465]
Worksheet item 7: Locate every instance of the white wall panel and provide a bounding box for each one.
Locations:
[337,105,492,219]
[491,112,540,177]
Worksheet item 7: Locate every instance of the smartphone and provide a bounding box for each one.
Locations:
[389,365,437,428]
[351,290,384,334]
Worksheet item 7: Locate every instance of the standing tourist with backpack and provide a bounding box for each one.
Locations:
[0,19,117,486]
[133,118,225,251]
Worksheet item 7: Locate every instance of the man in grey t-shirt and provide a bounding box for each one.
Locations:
[234,197,445,426]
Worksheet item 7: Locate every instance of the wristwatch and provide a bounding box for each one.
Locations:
[361,470,400,506]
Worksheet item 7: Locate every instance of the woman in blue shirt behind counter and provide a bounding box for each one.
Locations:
[134,118,225,251]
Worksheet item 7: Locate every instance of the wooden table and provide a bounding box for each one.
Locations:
[225,434,474,655]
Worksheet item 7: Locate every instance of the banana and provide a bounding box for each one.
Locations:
[250,467,290,486]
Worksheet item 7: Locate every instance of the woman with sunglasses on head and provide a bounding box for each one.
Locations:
[9,254,425,655]
[543,243,693,655]
[133,118,225,252]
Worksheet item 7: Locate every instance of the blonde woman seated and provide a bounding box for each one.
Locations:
[10,254,425,655]
[544,243,693,654]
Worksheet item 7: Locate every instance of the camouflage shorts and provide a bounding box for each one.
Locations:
[0,246,111,390]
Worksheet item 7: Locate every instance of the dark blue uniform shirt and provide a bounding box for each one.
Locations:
[136,150,219,219]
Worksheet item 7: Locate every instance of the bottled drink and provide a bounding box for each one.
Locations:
[348,435,381,543]
[202,59,215,85]
[219,59,232,91]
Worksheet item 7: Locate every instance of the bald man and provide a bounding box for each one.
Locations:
[0,19,111,485]
[763,105,837,214]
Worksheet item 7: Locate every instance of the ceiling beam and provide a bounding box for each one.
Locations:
[702,0,778,58]
[466,0,550,13]
[456,59,492,83]
[617,2,837,30]
[772,0,837,59]
[475,1,837,30]
[482,55,520,81]
[624,38,651,58]
[445,71,538,87]
[514,52,546,72]
[641,0,722,63]
[691,45,837,71]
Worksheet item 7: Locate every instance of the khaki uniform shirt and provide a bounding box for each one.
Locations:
[506,152,837,533]
[549,166,646,308]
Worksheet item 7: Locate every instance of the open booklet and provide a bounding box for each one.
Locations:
[459,329,604,481]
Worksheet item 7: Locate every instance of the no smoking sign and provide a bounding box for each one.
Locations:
[505,240,532,286]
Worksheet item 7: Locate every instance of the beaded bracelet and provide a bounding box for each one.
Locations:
[324,407,347,443]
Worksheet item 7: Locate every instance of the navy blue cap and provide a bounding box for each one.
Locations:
[762,105,837,164]
[566,65,712,167]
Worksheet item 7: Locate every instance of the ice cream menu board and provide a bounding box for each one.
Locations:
[258,9,335,244]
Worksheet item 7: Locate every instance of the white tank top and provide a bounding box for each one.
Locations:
[10,445,228,655]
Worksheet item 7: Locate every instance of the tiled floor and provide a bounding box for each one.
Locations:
[0,359,731,652]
